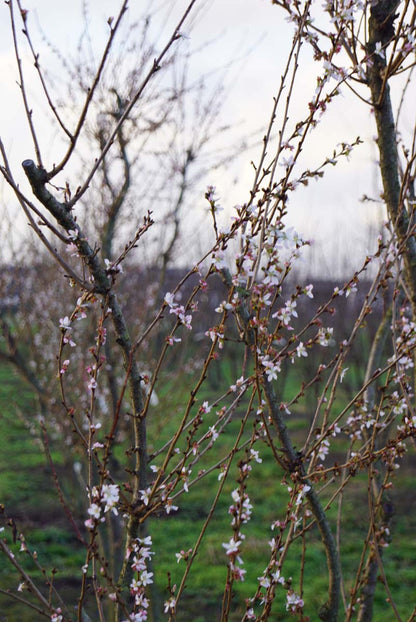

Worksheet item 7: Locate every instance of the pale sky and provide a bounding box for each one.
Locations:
[0,0,386,276]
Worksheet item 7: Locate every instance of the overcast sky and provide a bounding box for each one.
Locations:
[0,0,385,276]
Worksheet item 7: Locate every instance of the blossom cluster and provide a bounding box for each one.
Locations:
[122,536,154,622]
[58,297,89,347]
[164,291,193,331]
[138,483,178,515]
[221,447,263,593]
[248,482,310,617]
[205,185,223,214]
[222,486,252,584]
[85,483,120,529]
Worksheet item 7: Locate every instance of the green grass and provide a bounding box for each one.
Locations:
[0,360,415,620]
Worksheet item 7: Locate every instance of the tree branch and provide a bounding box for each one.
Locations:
[367,1,416,318]
[21,157,148,594]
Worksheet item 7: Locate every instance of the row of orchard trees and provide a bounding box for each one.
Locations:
[1,1,416,620]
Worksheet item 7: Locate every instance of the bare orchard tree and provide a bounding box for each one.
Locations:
[1,1,416,621]
[0,2,242,468]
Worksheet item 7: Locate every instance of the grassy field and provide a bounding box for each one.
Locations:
[0,361,415,621]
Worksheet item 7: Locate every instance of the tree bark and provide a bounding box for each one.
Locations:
[358,3,408,620]
[366,1,416,316]
[223,268,341,621]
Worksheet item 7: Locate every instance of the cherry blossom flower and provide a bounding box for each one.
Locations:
[59,316,71,330]
[209,425,219,442]
[124,612,148,622]
[271,567,285,584]
[59,359,70,375]
[222,538,242,556]
[249,449,262,463]
[205,185,216,202]
[212,249,227,270]
[166,335,181,346]
[296,342,307,358]
[175,548,192,563]
[317,326,333,347]
[317,438,330,462]
[295,484,311,506]
[345,282,357,297]
[164,499,178,514]
[102,484,119,515]
[231,563,246,581]
[259,575,271,589]
[374,41,385,59]
[303,284,314,298]
[273,299,298,326]
[164,597,176,613]
[230,376,245,392]
[286,590,304,613]
[205,326,225,348]
[260,355,281,382]
[164,292,175,307]
[87,378,97,392]
[87,503,101,520]
[139,488,152,506]
[280,154,295,168]
[215,300,233,313]
[180,466,191,492]
[137,570,153,587]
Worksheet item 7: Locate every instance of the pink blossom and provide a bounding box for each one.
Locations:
[164,597,176,613]
[88,378,97,391]
[59,316,71,330]
[222,538,242,556]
